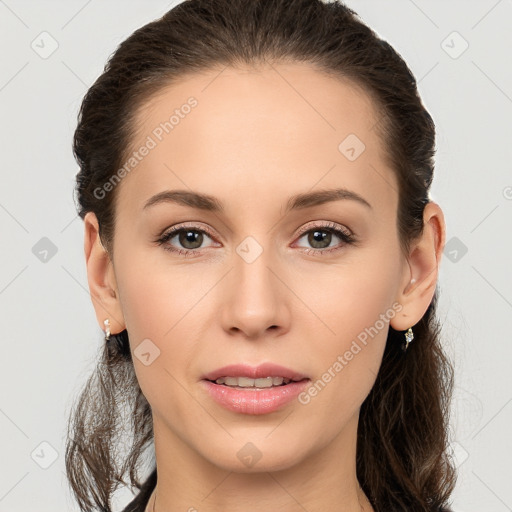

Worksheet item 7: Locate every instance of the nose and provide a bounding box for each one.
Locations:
[220,245,290,340]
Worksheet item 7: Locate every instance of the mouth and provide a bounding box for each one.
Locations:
[205,376,309,389]
[201,362,309,384]
[201,376,311,415]
[200,363,311,414]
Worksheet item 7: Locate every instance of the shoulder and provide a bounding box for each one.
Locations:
[120,467,157,512]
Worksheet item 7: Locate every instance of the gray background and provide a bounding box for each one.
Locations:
[1,1,511,511]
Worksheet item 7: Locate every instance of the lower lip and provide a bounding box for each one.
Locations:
[201,379,310,415]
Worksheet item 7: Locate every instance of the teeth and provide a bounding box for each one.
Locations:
[214,376,291,387]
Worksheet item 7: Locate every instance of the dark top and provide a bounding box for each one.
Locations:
[120,467,453,512]
[121,467,157,512]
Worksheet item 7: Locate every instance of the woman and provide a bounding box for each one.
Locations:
[65,0,457,511]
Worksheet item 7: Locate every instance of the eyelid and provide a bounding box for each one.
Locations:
[294,220,353,238]
[160,222,217,239]
[159,220,352,242]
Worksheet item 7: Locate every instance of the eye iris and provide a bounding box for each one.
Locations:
[179,230,203,249]
[308,230,331,249]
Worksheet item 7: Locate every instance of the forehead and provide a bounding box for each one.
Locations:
[116,62,397,218]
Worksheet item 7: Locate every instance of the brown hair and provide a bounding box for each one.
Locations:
[66,1,457,510]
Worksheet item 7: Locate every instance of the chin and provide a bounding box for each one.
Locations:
[202,435,308,473]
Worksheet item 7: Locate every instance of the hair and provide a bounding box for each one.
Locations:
[66,1,457,511]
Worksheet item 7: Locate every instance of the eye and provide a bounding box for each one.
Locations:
[294,221,356,256]
[156,224,217,257]
[156,221,357,257]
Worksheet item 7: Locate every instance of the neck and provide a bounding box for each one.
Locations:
[148,488,372,512]
[147,412,374,512]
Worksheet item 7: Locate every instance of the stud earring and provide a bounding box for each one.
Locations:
[104,318,111,342]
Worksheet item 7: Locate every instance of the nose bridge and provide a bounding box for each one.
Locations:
[222,235,287,337]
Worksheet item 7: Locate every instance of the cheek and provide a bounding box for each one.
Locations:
[296,255,399,342]
[292,251,401,402]
[113,255,197,379]
[116,253,206,341]
[114,260,206,419]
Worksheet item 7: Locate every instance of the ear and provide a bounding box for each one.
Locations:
[83,211,125,337]
[390,201,446,331]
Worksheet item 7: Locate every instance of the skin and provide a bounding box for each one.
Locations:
[84,62,446,512]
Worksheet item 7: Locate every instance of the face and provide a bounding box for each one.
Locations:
[107,62,408,472]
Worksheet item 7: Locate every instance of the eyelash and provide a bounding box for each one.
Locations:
[156,221,357,258]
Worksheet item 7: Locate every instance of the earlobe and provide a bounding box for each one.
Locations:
[83,212,125,337]
[390,201,446,331]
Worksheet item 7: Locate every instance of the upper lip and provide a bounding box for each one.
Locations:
[202,363,309,382]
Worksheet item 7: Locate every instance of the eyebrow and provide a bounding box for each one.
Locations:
[142,187,372,213]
